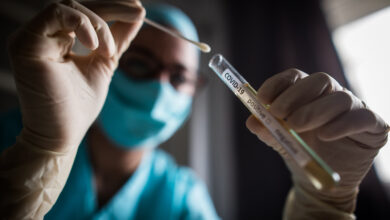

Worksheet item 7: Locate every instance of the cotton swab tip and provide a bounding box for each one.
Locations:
[198,42,211,53]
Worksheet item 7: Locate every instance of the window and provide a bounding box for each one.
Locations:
[333,6,390,183]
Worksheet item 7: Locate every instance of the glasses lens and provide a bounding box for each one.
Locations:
[120,54,159,79]
[119,51,199,91]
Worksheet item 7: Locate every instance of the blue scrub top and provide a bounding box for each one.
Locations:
[0,109,219,220]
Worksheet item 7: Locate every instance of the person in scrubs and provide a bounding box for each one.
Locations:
[0,1,218,219]
[0,0,388,219]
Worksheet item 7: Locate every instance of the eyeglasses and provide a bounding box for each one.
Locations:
[119,47,202,90]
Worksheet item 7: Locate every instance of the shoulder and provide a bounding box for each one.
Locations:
[150,149,200,188]
[150,149,220,220]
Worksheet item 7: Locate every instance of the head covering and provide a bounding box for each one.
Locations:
[144,3,199,42]
[97,4,198,149]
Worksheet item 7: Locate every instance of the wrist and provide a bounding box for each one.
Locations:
[294,182,358,213]
[18,127,78,154]
[284,185,356,220]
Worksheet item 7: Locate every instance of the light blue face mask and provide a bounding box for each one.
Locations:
[98,69,192,149]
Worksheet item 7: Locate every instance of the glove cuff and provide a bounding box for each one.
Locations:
[283,185,356,220]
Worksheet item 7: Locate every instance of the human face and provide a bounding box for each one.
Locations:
[119,26,199,96]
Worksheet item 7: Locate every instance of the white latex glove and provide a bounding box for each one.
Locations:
[0,1,145,219]
[9,0,145,153]
[246,69,389,219]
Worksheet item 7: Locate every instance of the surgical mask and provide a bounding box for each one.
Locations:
[98,69,192,149]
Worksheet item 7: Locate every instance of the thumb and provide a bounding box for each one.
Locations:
[246,115,285,154]
[82,0,145,59]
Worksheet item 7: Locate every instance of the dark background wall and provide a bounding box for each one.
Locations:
[1,0,390,219]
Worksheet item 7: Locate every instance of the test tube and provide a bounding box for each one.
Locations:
[209,54,340,190]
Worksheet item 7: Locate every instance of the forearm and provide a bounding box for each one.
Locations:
[0,135,77,219]
[283,185,356,220]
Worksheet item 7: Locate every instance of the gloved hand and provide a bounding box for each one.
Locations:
[1,1,145,218]
[8,0,145,153]
[246,69,389,219]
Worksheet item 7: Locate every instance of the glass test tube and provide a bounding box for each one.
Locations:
[209,54,340,190]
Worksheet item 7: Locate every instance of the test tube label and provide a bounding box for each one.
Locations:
[246,95,311,166]
[222,69,245,95]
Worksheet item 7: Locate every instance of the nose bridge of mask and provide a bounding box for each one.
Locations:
[112,70,192,116]
[112,70,162,110]
[151,81,192,119]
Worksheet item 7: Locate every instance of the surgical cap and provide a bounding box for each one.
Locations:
[144,3,199,42]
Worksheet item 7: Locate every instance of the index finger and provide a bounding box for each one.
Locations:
[257,68,308,104]
[62,0,117,57]
[82,0,145,57]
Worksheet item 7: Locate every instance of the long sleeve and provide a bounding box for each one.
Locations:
[0,137,77,219]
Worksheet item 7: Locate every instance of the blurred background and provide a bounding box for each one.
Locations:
[1,0,389,219]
